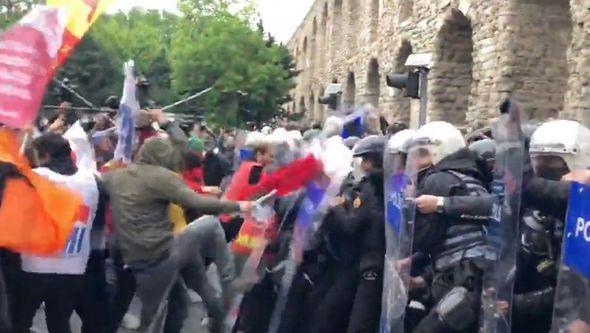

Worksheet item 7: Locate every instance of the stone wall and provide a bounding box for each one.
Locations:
[286,0,590,128]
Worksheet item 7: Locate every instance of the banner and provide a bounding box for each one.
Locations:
[0,0,112,128]
[47,0,114,67]
[113,60,140,163]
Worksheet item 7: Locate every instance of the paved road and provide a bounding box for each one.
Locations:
[32,294,210,333]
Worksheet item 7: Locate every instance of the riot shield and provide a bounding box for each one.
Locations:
[380,135,416,333]
[225,191,278,330]
[480,101,525,333]
[267,137,352,333]
[551,182,590,333]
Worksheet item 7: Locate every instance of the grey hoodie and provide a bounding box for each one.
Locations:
[102,124,240,263]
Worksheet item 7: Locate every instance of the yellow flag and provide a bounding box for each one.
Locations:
[47,0,113,37]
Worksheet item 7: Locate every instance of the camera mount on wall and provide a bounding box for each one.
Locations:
[386,53,432,127]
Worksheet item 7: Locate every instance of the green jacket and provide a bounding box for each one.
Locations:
[103,124,240,263]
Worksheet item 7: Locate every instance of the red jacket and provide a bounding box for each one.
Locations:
[182,167,205,193]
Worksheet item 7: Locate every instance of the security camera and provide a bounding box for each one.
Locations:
[325,83,343,95]
[319,83,343,110]
[386,72,420,98]
[404,53,433,69]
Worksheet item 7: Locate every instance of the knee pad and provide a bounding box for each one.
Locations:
[434,286,479,331]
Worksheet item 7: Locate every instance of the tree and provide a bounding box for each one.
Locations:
[90,9,179,105]
[0,0,40,30]
[44,34,121,107]
[169,5,296,126]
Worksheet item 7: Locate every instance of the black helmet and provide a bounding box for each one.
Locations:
[469,138,496,163]
[352,135,386,157]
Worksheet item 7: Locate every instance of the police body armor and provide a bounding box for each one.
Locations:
[432,170,490,272]
[520,209,563,279]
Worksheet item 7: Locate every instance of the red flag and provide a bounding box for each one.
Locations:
[0,7,65,128]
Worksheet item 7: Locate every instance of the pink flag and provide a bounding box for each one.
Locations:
[0,7,67,128]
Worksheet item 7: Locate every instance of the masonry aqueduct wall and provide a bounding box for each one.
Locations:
[287,0,589,129]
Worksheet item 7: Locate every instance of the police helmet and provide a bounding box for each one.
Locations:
[411,121,466,166]
[530,120,590,172]
[469,139,496,164]
[352,135,386,157]
[343,136,361,150]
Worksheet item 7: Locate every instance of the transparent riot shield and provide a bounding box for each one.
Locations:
[225,191,278,330]
[480,103,524,333]
[380,141,415,333]
[551,182,590,333]
[267,137,352,333]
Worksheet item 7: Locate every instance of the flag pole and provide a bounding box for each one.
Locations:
[162,87,214,112]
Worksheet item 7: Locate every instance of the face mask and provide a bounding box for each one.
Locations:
[531,155,570,181]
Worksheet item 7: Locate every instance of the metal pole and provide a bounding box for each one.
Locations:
[42,105,106,113]
[162,87,214,111]
[53,78,96,108]
[418,68,429,127]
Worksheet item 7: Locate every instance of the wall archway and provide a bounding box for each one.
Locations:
[302,36,308,68]
[399,0,413,25]
[431,9,473,125]
[309,92,315,119]
[510,0,572,119]
[369,0,380,42]
[330,0,344,65]
[298,96,306,114]
[365,58,380,107]
[345,71,356,109]
[347,0,360,52]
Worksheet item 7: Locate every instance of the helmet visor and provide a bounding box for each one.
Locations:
[530,155,570,181]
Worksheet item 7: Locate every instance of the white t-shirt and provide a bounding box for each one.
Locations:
[21,168,99,275]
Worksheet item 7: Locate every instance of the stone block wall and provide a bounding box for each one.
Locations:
[286,0,589,129]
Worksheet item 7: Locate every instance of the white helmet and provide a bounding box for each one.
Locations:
[387,129,416,154]
[322,116,344,138]
[412,121,466,166]
[245,131,266,147]
[261,126,273,135]
[530,120,590,171]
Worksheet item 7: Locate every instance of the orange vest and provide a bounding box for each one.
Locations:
[0,129,82,255]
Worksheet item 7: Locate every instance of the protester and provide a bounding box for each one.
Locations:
[101,112,254,332]
[15,133,104,333]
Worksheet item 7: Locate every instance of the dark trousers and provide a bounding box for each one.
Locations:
[346,269,383,333]
[0,250,20,330]
[0,257,12,332]
[309,265,358,333]
[278,262,359,333]
[234,274,278,333]
[76,251,109,333]
[413,261,482,333]
[16,272,84,333]
[106,246,136,333]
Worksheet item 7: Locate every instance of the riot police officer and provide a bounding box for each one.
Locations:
[513,120,590,333]
[407,121,490,333]
[327,135,386,333]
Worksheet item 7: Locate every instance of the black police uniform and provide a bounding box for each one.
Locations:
[327,169,385,333]
[512,209,563,333]
[412,148,490,333]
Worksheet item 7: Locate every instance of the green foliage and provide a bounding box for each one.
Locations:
[169,5,296,126]
[44,9,179,107]
[2,1,296,126]
[0,0,40,30]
